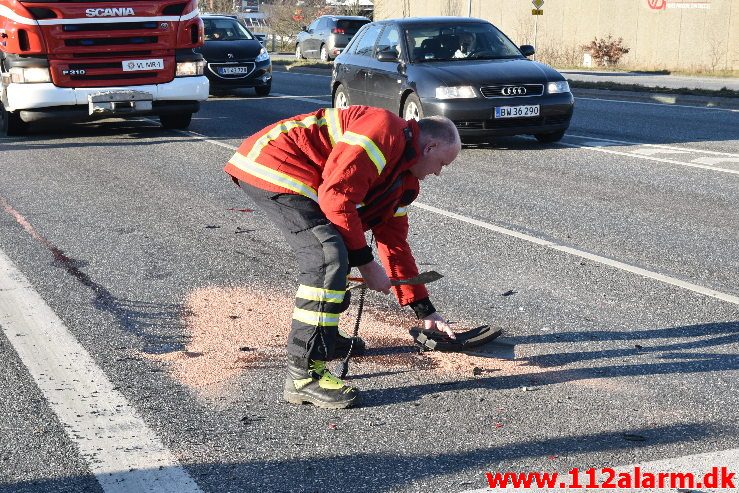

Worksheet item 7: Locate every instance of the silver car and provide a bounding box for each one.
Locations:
[295,15,370,62]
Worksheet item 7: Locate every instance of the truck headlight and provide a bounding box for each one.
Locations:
[176,59,206,77]
[255,48,270,63]
[9,67,51,83]
[435,86,476,99]
[547,81,570,94]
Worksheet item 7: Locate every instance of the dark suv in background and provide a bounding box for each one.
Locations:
[295,15,371,61]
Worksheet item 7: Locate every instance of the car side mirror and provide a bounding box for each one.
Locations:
[376,50,399,62]
[301,25,307,32]
[520,45,535,57]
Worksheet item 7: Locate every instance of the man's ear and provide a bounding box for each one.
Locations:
[424,140,438,154]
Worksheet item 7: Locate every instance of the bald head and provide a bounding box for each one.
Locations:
[409,116,461,180]
[417,115,461,151]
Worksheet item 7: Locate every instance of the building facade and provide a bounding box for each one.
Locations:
[373,0,738,72]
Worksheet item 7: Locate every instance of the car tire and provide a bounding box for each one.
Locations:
[402,93,424,121]
[333,84,350,109]
[295,44,305,60]
[255,83,271,97]
[534,129,566,143]
[320,45,330,62]
[159,113,192,130]
[1,102,26,136]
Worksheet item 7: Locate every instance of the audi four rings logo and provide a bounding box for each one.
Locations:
[502,86,527,96]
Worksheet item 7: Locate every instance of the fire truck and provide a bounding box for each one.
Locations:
[0,0,209,136]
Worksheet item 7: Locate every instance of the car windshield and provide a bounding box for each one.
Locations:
[405,23,522,62]
[204,19,254,41]
[335,19,369,34]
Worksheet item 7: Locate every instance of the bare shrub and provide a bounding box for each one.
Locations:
[536,43,583,68]
[200,0,238,14]
[582,35,630,67]
[262,0,333,52]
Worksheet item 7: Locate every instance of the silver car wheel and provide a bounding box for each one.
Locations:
[334,89,349,108]
[404,101,420,120]
[320,45,329,62]
[295,44,303,59]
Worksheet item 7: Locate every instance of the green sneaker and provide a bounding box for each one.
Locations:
[284,359,359,409]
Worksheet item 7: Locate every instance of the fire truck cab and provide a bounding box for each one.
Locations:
[0,0,209,135]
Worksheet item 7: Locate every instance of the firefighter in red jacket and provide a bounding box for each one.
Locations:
[224,105,461,409]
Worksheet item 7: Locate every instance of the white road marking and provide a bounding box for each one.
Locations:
[555,139,739,175]
[631,147,690,156]
[0,244,202,492]
[271,92,331,105]
[413,201,739,306]
[692,156,739,166]
[567,134,739,157]
[576,96,739,112]
[460,447,739,492]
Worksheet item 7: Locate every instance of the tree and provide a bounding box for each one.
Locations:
[582,35,630,67]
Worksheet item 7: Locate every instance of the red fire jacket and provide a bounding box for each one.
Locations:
[224,105,429,307]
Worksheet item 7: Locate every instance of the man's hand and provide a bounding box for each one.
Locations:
[356,261,391,294]
[423,312,457,339]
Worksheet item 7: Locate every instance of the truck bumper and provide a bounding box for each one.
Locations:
[5,76,209,114]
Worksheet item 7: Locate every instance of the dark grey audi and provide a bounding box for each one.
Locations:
[331,17,574,142]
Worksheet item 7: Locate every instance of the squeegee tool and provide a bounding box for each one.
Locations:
[347,270,443,290]
[409,325,503,352]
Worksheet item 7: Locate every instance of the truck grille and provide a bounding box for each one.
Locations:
[43,12,179,88]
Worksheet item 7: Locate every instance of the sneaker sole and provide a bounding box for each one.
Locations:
[283,389,359,409]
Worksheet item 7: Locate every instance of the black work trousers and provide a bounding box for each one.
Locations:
[241,182,350,364]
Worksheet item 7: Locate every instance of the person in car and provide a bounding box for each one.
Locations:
[454,32,477,58]
[223,106,462,410]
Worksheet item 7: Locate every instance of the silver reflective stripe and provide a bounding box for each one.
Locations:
[229,152,318,201]
[292,307,340,327]
[324,108,343,146]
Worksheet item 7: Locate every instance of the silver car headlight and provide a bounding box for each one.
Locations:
[176,59,206,77]
[435,86,476,99]
[255,48,270,63]
[547,81,570,94]
[9,66,51,83]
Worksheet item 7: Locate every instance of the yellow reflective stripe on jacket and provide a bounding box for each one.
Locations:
[394,206,407,217]
[229,152,319,201]
[296,285,345,303]
[340,131,386,174]
[292,307,340,326]
[324,108,343,146]
[246,114,326,162]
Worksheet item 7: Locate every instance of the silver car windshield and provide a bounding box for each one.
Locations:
[204,19,254,41]
[405,23,521,62]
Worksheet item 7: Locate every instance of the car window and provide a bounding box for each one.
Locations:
[405,22,521,62]
[353,24,382,57]
[307,19,319,32]
[376,25,401,58]
[336,19,369,35]
[317,18,330,30]
[344,24,369,54]
[204,19,254,41]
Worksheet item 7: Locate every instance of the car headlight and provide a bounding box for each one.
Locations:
[547,81,570,94]
[176,60,206,77]
[9,67,51,83]
[435,86,476,99]
[255,48,270,63]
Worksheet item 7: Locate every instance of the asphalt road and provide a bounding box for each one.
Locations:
[1,70,738,493]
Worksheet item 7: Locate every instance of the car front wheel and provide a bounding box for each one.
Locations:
[159,113,192,130]
[255,83,271,97]
[320,45,330,62]
[295,44,305,60]
[333,85,350,109]
[402,93,424,121]
[534,129,566,143]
